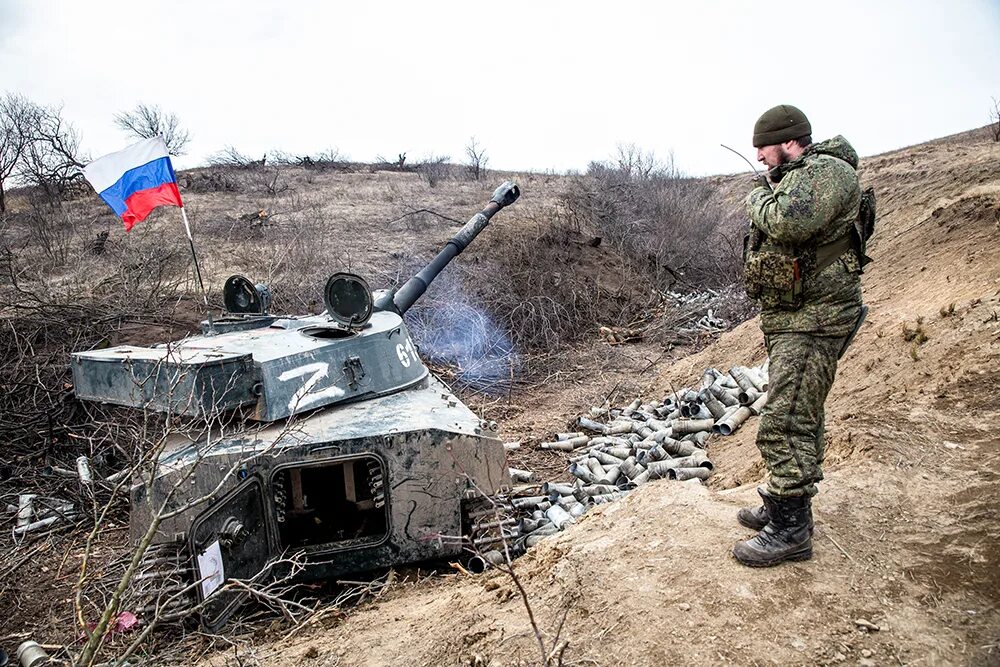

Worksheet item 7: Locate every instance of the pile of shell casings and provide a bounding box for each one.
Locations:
[489,361,770,558]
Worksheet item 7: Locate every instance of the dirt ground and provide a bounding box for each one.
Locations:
[188,130,1000,666]
[2,130,997,666]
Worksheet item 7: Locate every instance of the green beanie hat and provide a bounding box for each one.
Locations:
[752,105,811,148]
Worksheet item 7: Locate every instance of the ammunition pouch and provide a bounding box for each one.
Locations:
[744,235,852,311]
[744,248,813,310]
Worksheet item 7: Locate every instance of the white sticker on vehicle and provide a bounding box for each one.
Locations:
[197,539,225,599]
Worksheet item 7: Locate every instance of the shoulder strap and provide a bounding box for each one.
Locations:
[814,235,853,274]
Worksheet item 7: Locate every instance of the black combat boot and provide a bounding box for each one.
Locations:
[737,486,815,533]
[736,486,771,531]
[732,491,812,567]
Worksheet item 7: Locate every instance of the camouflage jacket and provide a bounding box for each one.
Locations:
[745,135,863,337]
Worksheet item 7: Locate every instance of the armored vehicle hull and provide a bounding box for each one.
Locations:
[134,375,507,629]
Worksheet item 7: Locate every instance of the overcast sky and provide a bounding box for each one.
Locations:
[2,0,998,176]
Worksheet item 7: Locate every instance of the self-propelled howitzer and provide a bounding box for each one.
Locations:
[70,181,521,629]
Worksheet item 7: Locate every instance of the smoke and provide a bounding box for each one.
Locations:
[404,274,518,395]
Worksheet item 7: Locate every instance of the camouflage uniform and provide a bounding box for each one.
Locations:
[745,136,864,498]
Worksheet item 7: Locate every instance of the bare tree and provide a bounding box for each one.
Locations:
[989,97,1000,142]
[113,103,191,155]
[0,92,39,212]
[465,137,488,181]
[17,102,86,199]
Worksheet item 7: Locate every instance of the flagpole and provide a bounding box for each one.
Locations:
[179,206,216,334]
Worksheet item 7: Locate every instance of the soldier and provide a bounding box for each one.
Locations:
[733,105,866,567]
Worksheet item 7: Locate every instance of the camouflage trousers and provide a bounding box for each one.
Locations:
[756,332,846,498]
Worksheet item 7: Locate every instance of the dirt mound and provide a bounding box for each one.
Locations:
[189,136,1000,665]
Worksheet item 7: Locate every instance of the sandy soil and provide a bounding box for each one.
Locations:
[189,130,1000,666]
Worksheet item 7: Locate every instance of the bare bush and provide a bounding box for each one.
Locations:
[566,146,743,291]
[0,92,37,212]
[179,168,240,193]
[21,197,78,266]
[272,147,348,171]
[208,146,266,169]
[465,137,488,181]
[989,97,1000,142]
[416,154,452,187]
[113,103,191,155]
[374,152,410,171]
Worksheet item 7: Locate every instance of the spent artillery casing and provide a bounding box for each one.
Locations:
[670,452,713,470]
[509,468,536,483]
[743,366,767,392]
[569,462,599,484]
[701,391,728,419]
[76,455,93,485]
[542,435,590,450]
[16,641,50,667]
[662,437,700,457]
[16,494,35,528]
[540,441,575,452]
[708,383,740,407]
[525,524,559,546]
[729,366,758,394]
[520,517,551,533]
[591,491,628,504]
[581,483,619,496]
[669,467,712,481]
[621,398,642,417]
[619,458,645,479]
[511,495,547,509]
[13,512,77,535]
[630,470,651,485]
[542,482,575,497]
[602,446,633,459]
[598,465,621,485]
[738,388,763,406]
[715,406,752,436]
[545,505,575,530]
[590,450,625,465]
[671,418,715,435]
[577,416,606,432]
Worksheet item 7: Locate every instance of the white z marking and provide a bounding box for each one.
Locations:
[278,361,346,412]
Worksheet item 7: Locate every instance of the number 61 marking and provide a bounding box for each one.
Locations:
[395,338,419,367]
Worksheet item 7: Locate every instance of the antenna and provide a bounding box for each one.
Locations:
[720,144,763,177]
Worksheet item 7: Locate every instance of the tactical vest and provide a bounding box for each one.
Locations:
[744,187,875,311]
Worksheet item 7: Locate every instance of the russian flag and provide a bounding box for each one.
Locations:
[83,136,183,232]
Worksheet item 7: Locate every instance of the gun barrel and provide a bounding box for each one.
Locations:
[384,181,520,314]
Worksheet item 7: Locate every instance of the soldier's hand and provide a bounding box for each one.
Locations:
[751,173,770,190]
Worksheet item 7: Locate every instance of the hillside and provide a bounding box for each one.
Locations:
[0,128,997,666]
[193,131,1000,666]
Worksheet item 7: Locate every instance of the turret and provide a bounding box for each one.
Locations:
[70,182,521,422]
